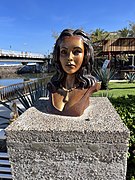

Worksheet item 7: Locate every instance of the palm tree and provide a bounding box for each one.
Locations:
[118,27,130,37]
[89,28,111,59]
[129,22,135,37]
[90,28,109,44]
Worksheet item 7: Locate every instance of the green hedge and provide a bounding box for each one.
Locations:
[109,95,135,180]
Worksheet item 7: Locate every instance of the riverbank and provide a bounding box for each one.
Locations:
[0,65,23,79]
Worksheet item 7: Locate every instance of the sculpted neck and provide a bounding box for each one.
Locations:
[64,74,76,90]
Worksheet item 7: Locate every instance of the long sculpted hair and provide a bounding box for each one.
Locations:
[47,29,96,92]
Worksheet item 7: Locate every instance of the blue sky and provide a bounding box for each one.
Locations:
[0,0,135,55]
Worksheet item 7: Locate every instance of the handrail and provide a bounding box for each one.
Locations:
[0,77,49,101]
[0,49,46,59]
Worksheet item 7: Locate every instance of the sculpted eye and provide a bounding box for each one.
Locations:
[73,49,82,55]
[60,49,67,55]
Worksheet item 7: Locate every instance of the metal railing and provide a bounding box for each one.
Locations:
[0,49,46,59]
[0,77,50,101]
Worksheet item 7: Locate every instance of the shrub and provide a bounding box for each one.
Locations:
[109,95,135,180]
[126,73,135,83]
[94,68,116,90]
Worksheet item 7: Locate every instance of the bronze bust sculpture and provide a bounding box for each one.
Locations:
[47,29,100,116]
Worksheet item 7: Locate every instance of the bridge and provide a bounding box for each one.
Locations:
[0,49,52,63]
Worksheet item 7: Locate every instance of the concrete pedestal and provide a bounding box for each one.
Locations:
[5,97,130,180]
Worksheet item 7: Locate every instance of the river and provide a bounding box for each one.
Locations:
[0,74,39,86]
[0,62,52,87]
[0,73,52,87]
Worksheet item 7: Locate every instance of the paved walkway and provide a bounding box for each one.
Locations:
[110,79,128,82]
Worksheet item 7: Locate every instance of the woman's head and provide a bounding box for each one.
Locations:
[59,35,84,75]
[49,29,96,89]
[53,29,94,75]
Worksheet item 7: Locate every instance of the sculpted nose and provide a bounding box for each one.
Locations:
[68,52,73,61]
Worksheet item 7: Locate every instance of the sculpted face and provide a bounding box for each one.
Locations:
[59,36,84,75]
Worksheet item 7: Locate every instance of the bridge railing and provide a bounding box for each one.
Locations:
[0,77,50,101]
[0,49,46,59]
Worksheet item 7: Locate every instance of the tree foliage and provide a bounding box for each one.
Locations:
[90,28,109,44]
[129,22,135,37]
[110,95,135,180]
[118,27,130,37]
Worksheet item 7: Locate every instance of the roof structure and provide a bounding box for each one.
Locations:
[101,37,135,55]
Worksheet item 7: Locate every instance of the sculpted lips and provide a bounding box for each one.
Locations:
[66,63,75,67]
